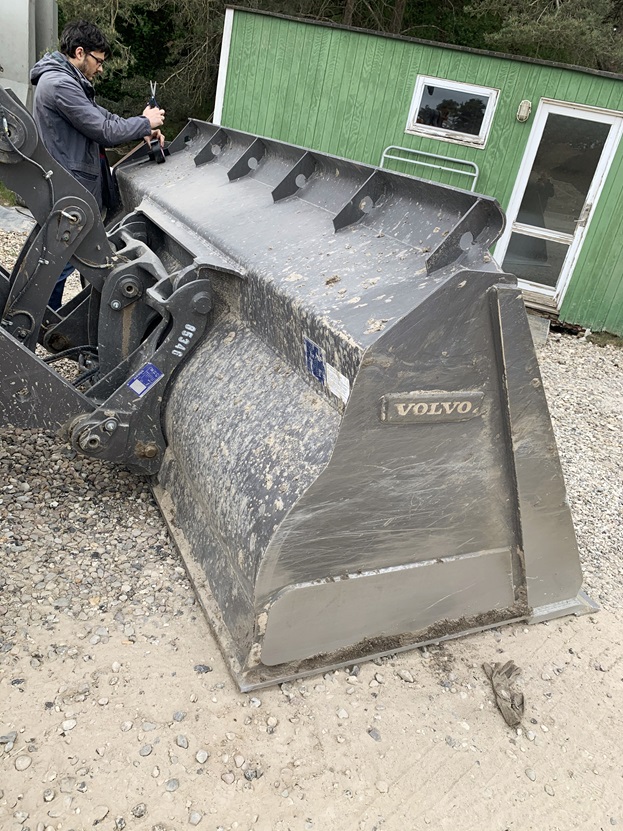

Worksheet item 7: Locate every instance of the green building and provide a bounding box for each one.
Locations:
[214,8,623,335]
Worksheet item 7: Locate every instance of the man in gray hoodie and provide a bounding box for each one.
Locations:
[30,19,165,308]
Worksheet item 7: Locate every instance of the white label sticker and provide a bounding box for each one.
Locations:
[129,379,147,395]
[326,363,350,404]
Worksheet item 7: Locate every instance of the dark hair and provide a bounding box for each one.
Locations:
[60,20,111,58]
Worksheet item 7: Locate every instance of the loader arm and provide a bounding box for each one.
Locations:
[0,86,215,473]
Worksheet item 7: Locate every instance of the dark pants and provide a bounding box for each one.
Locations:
[49,262,75,311]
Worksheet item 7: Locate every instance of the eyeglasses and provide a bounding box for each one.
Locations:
[86,53,105,67]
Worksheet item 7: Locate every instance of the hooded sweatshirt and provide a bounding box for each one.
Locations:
[30,51,151,208]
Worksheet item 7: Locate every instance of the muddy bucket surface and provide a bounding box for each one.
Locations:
[114,121,592,690]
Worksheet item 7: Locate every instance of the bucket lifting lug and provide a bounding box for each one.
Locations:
[69,276,213,474]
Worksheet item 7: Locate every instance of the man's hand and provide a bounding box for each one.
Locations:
[143,129,165,149]
[143,104,165,129]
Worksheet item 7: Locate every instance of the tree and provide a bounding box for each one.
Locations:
[465,0,623,71]
[58,0,225,127]
[337,0,493,45]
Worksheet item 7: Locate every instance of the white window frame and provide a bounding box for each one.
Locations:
[405,76,499,148]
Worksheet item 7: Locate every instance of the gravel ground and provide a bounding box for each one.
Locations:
[1,225,622,830]
[1,229,195,646]
[539,332,623,611]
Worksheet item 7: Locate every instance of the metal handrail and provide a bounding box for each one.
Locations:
[380,146,479,190]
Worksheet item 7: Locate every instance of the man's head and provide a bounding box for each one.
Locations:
[60,20,110,82]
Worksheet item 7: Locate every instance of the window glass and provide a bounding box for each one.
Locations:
[416,85,488,136]
[406,77,498,146]
[502,232,569,288]
[516,115,610,234]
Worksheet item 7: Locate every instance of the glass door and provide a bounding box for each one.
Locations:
[495,101,623,303]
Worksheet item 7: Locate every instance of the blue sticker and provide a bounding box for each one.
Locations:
[304,337,326,385]
[127,362,164,397]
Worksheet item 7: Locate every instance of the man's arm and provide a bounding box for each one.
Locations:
[100,104,166,148]
[54,78,162,146]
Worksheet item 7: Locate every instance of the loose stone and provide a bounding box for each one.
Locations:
[196,750,209,764]
[62,719,77,731]
[397,669,414,683]
[142,722,157,732]
[59,777,75,793]
[139,745,153,757]
[176,734,189,749]
[173,711,186,722]
[15,755,32,771]
[132,803,147,818]
[165,779,179,792]
[367,728,382,741]
[189,811,203,825]
[194,665,212,674]
[221,772,235,784]
[337,708,349,719]
[525,768,537,782]
[43,789,55,802]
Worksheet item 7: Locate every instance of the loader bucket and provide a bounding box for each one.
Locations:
[103,123,591,688]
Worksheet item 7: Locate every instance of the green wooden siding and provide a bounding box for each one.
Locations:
[221,11,623,334]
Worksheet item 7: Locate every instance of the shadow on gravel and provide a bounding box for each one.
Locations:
[588,332,623,349]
